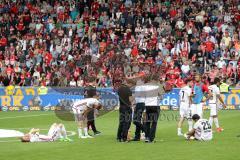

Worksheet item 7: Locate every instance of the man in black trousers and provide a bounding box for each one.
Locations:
[85,79,101,135]
[132,78,146,141]
[117,79,133,142]
[144,75,163,143]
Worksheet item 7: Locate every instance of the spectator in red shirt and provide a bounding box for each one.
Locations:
[0,35,7,51]
[205,37,215,59]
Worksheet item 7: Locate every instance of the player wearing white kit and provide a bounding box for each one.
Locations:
[208,78,226,132]
[72,98,102,139]
[20,123,72,142]
[177,79,193,136]
[185,114,213,141]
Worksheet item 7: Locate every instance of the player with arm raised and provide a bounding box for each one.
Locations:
[185,114,213,141]
[20,123,72,142]
[208,77,226,132]
[177,79,193,136]
[72,98,102,139]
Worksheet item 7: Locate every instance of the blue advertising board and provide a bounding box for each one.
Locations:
[0,87,239,111]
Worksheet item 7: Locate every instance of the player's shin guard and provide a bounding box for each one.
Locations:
[213,118,220,128]
[188,119,193,131]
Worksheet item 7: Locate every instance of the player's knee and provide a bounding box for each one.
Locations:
[58,123,64,128]
[78,121,84,128]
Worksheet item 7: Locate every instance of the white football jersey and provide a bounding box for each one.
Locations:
[179,85,192,104]
[72,98,100,114]
[208,85,220,104]
[194,119,213,141]
[30,134,53,142]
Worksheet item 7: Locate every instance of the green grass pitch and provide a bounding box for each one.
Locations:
[0,110,239,160]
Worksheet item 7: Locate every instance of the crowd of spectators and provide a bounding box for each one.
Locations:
[0,0,239,88]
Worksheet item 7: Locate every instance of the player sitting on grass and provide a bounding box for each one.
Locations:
[185,114,213,141]
[20,123,72,142]
[72,98,102,139]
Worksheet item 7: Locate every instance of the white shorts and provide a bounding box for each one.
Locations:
[47,124,60,141]
[190,103,203,118]
[74,113,85,122]
[195,135,213,141]
[209,104,218,116]
[179,102,190,118]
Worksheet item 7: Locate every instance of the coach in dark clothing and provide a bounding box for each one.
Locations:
[85,82,101,135]
[117,81,133,142]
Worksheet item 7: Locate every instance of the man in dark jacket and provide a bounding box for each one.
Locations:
[117,79,133,142]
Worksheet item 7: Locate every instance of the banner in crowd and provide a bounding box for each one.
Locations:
[0,87,239,111]
[0,87,118,111]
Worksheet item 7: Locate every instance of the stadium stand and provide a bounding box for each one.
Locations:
[0,0,239,87]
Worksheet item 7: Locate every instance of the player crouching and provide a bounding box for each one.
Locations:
[184,114,213,141]
[72,98,102,139]
[21,123,72,142]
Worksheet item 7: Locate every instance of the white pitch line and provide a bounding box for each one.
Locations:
[0,113,53,120]
[0,140,19,143]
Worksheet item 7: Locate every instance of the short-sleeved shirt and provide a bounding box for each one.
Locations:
[179,85,192,104]
[134,85,146,103]
[208,84,220,104]
[118,84,132,107]
[142,82,161,106]
[194,119,213,141]
[72,98,99,115]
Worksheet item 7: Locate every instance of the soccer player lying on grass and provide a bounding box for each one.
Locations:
[184,114,213,141]
[72,98,102,139]
[20,123,72,142]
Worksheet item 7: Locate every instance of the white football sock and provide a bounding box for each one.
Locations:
[214,118,220,128]
[83,127,89,136]
[177,128,182,134]
[78,128,83,137]
[188,119,193,131]
[60,125,67,138]
[209,117,213,127]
